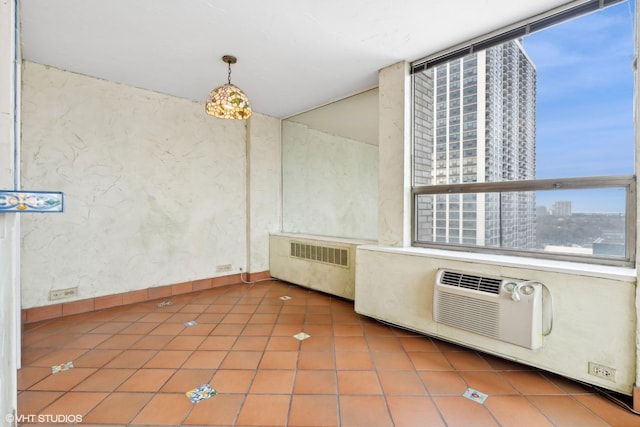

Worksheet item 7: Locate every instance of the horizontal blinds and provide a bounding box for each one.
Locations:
[412,0,625,74]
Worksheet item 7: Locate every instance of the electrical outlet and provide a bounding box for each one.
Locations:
[588,362,616,382]
[49,287,78,301]
[216,264,232,272]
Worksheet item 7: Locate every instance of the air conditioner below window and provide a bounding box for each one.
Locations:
[433,269,543,350]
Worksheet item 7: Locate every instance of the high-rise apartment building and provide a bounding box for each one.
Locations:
[552,200,572,217]
[414,39,537,249]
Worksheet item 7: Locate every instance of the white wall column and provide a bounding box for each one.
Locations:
[246,114,282,273]
[378,61,412,247]
[0,0,19,422]
[634,0,640,411]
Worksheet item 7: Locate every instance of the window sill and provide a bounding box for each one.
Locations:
[357,245,637,282]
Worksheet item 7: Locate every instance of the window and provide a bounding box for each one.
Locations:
[412,0,635,266]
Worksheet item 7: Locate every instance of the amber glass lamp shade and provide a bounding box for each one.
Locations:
[205,83,252,119]
[205,55,252,120]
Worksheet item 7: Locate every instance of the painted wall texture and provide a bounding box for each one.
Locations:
[282,120,378,240]
[20,62,280,308]
[247,115,282,272]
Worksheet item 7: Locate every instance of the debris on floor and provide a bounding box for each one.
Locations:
[280,295,292,301]
[183,320,198,327]
[157,300,172,307]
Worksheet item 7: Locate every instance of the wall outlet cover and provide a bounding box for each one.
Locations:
[216,264,232,272]
[588,362,616,382]
[49,287,78,301]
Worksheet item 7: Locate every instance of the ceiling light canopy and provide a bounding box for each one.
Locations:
[205,55,252,120]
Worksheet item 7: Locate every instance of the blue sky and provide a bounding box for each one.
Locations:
[522,0,635,211]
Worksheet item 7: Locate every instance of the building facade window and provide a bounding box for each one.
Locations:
[412,0,635,266]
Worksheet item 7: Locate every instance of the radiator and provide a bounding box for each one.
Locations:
[269,233,373,300]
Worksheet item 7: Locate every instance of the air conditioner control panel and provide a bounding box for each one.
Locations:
[503,281,537,302]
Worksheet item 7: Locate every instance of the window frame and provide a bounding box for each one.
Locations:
[411,0,625,74]
[410,0,636,267]
[412,175,636,266]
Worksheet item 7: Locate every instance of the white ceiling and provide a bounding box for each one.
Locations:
[19,0,575,119]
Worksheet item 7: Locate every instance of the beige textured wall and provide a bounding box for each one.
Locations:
[20,62,280,308]
[282,120,378,240]
[247,114,282,272]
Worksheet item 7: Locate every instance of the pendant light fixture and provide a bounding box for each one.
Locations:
[205,55,252,119]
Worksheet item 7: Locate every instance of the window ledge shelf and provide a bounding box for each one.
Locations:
[358,245,637,283]
[271,232,376,246]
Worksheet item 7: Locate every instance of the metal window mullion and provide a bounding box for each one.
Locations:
[499,192,503,248]
[412,176,636,265]
[412,175,635,196]
[626,180,636,262]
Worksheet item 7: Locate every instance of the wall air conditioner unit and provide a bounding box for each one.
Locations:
[433,269,543,350]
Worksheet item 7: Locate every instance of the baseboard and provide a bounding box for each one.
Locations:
[22,270,271,323]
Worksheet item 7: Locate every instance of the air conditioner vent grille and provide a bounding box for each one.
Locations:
[440,270,501,295]
[435,292,500,339]
[290,242,349,267]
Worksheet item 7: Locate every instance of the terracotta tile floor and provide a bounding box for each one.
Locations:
[17,280,639,426]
